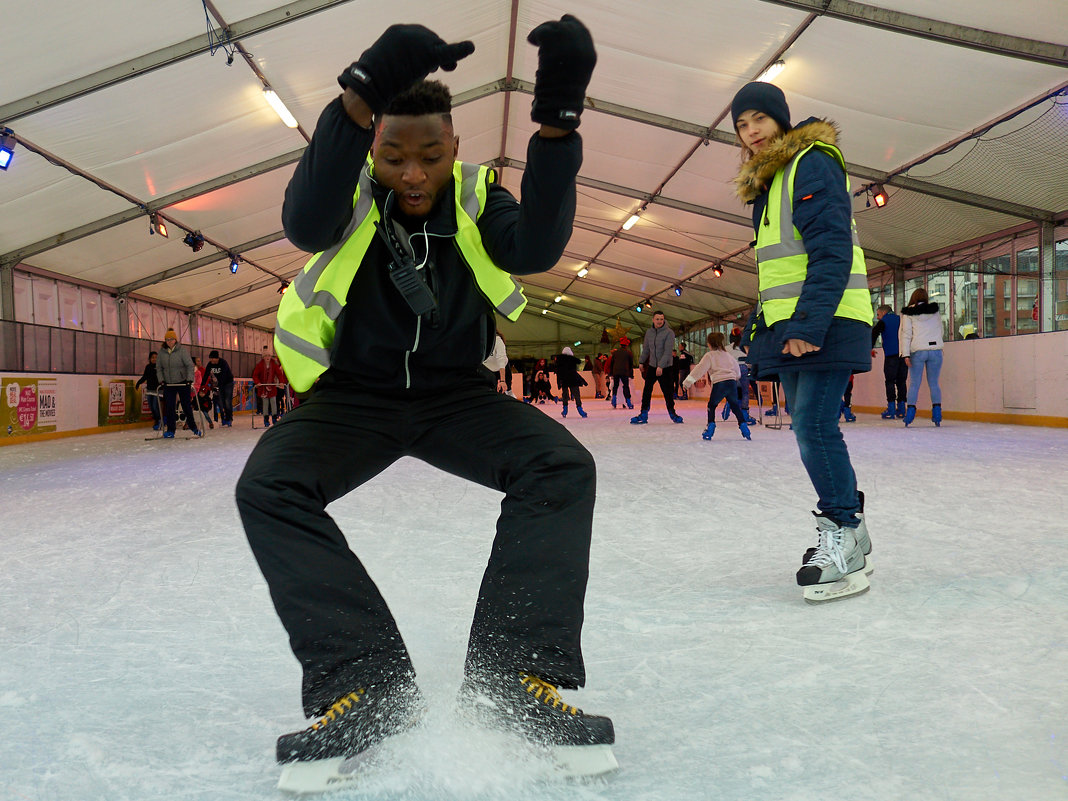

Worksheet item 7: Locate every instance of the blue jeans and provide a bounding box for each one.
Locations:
[146,392,161,424]
[708,380,744,423]
[907,350,942,405]
[778,370,860,526]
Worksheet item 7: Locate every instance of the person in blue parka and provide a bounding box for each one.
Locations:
[733,81,873,603]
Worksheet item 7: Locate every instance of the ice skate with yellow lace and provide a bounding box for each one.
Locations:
[275,681,425,794]
[458,671,617,777]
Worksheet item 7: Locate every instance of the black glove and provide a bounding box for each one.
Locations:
[527,15,597,130]
[338,24,475,114]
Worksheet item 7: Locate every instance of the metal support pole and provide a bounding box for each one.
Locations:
[0,261,14,322]
[116,294,130,337]
[893,267,905,312]
[1039,222,1055,332]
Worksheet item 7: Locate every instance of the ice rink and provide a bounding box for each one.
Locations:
[2,398,1066,801]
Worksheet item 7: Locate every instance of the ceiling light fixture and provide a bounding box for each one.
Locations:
[712,263,724,278]
[183,231,205,252]
[870,183,889,208]
[622,213,641,231]
[263,85,299,129]
[277,280,290,295]
[577,266,589,278]
[673,285,682,296]
[228,254,240,274]
[542,308,548,315]
[635,303,643,313]
[554,295,563,303]
[756,59,786,83]
[149,213,168,238]
[0,128,16,170]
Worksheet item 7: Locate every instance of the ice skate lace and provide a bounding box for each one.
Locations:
[309,689,365,731]
[808,528,848,574]
[519,673,581,716]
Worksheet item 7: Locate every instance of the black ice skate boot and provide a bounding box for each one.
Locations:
[458,671,617,776]
[276,680,426,793]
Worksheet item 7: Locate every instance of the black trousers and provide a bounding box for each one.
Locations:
[218,380,234,423]
[883,355,908,404]
[235,380,596,718]
[610,375,631,400]
[640,366,677,414]
[162,384,196,433]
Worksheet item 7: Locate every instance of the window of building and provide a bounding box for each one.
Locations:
[952,264,980,339]
[1056,237,1068,332]
[1016,245,1039,334]
[926,270,952,340]
[982,254,1011,336]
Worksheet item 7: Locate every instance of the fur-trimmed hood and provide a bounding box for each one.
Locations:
[902,301,940,316]
[734,118,840,203]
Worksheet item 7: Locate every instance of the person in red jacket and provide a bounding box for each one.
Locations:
[252,346,285,427]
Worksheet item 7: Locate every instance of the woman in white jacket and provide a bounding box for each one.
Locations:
[682,332,751,440]
[900,288,944,427]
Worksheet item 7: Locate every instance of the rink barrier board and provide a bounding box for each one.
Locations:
[2,402,1064,448]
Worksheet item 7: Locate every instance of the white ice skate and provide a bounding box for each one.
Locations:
[803,491,873,576]
[797,514,870,604]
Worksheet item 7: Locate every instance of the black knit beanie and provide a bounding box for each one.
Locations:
[731,82,791,133]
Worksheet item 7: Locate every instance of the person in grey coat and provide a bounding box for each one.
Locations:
[631,311,681,424]
[155,328,201,438]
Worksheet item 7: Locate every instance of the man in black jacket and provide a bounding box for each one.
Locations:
[205,350,234,426]
[235,18,614,791]
[134,351,161,430]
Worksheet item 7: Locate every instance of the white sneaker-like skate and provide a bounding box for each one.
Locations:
[803,491,873,576]
[797,514,870,604]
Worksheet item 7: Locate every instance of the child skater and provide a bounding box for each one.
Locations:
[683,332,751,441]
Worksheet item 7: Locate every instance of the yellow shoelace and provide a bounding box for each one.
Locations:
[519,673,580,715]
[309,689,365,731]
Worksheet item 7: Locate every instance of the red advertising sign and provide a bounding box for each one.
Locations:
[108,381,126,417]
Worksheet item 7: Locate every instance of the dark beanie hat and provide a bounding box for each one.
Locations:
[731,81,791,133]
[209,350,220,358]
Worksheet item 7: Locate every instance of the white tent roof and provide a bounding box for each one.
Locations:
[3,0,1066,344]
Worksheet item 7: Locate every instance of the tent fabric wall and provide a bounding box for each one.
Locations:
[1,0,1065,341]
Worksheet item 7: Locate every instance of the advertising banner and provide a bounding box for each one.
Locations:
[97,378,146,426]
[2,377,59,438]
[235,379,255,412]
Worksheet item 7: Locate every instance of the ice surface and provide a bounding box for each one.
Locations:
[2,400,1066,800]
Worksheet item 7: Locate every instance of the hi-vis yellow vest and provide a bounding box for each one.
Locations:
[755,141,871,328]
[275,160,527,392]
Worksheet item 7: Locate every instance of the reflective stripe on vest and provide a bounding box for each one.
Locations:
[274,160,527,392]
[754,141,871,328]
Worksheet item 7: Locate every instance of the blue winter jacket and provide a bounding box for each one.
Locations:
[872,311,901,356]
[739,118,872,379]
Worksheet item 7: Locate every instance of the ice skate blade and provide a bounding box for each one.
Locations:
[551,744,618,777]
[803,571,870,604]
[277,752,374,795]
[864,554,874,576]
